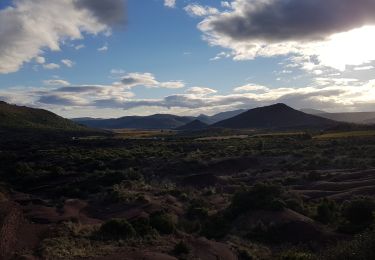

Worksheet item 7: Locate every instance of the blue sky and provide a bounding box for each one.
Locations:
[0,0,375,117]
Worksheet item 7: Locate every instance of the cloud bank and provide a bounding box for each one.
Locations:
[195,0,375,70]
[3,75,375,115]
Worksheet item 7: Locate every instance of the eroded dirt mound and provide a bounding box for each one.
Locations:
[188,237,237,260]
[92,251,178,260]
[233,209,336,244]
[0,200,53,260]
[182,173,221,187]
[293,169,375,201]
[0,202,23,260]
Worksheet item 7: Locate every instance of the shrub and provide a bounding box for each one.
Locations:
[285,197,305,214]
[40,237,96,259]
[238,249,254,260]
[173,241,190,255]
[150,212,176,235]
[14,162,34,178]
[342,198,375,224]
[178,219,201,234]
[339,197,375,233]
[98,218,136,240]
[131,217,157,237]
[322,229,375,260]
[315,199,338,224]
[228,183,286,217]
[187,206,209,220]
[279,250,314,260]
[0,192,7,202]
[201,214,231,239]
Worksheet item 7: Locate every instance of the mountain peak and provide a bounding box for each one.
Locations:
[177,119,208,131]
[212,103,337,130]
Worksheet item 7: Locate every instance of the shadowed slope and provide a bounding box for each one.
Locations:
[212,103,337,130]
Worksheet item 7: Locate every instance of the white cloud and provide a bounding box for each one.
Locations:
[75,44,85,50]
[164,0,176,8]
[35,56,46,64]
[43,79,71,86]
[4,75,375,114]
[39,94,89,106]
[110,69,126,75]
[98,44,108,52]
[0,0,124,74]
[210,51,230,61]
[43,63,60,70]
[194,0,375,71]
[61,59,75,68]
[120,72,185,89]
[186,87,217,96]
[221,2,231,8]
[184,4,219,17]
[234,84,269,93]
[159,81,185,89]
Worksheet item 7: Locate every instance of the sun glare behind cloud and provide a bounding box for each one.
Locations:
[316,26,375,71]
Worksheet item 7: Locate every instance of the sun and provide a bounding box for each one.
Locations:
[316,26,375,71]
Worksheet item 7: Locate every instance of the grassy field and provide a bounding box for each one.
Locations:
[315,130,375,139]
[113,129,177,139]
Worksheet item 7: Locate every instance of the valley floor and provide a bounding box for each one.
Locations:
[1,130,375,259]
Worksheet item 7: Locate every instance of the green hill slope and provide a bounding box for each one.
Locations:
[0,101,86,131]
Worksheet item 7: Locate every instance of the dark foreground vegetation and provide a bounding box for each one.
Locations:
[1,128,375,259]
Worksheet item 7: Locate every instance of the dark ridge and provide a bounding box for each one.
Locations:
[212,103,337,130]
[0,101,88,131]
[75,114,195,129]
[176,119,208,131]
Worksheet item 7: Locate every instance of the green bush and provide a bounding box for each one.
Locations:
[315,199,338,224]
[173,241,190,255]
[0,192,7,202]
[178,219,202,234]
[131,217,157,237]
[285,197,305,214]
[238,249,254,260]
[228,183,286,217]
[150,212,176,235]
[342,198,375,225]
[187,206,209,220]
[99,218,136,240]
[279,250,314,260]
[322,229,375,260]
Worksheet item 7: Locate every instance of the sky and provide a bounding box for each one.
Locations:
[0,0,375,118]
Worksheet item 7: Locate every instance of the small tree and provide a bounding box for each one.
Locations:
[99,218,136,240]
[173,241,190,256]
[342,197,375,225]
[150,212,176,234]
[316,199,338,224]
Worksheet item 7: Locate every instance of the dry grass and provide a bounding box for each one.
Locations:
[113,129,176,139]
[251,132,306,138]
[315,131,375,139]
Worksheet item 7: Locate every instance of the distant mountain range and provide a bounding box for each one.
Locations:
[319,112,375,124]
[176,119,208,131]
[0,101,86,131]
[75,104,340,131]
[2,100,374,133]
[73,109,246,130]
[197,109,246,124]
[301,108,375,124]
[74,114,195,130]
[212,103,336,130]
